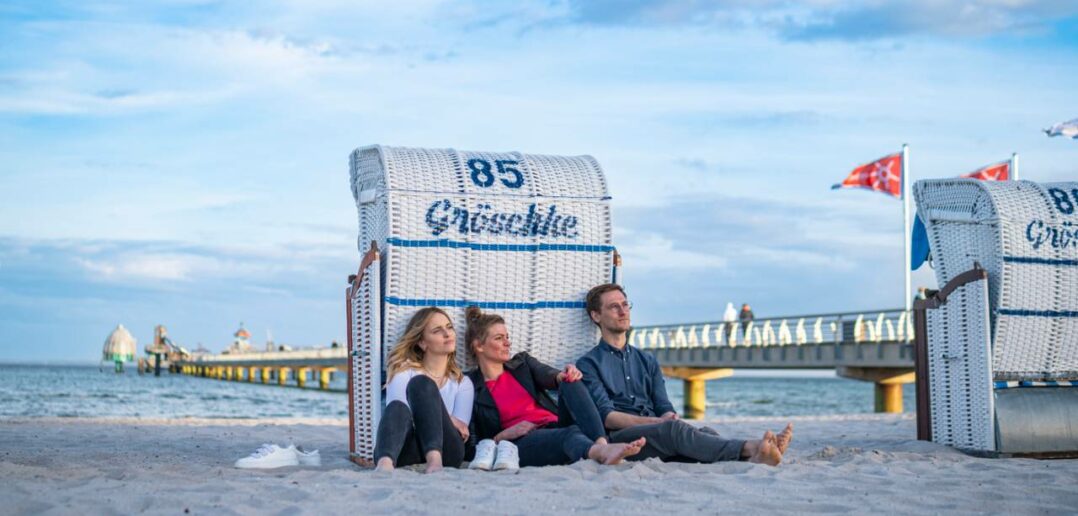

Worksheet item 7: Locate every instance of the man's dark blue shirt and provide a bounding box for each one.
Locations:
[576,339,675,423]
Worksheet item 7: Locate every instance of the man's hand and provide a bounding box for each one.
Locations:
[556,364,583,383]
[660,412,679,421]
[450,416,470,442]
[493,421,537,443]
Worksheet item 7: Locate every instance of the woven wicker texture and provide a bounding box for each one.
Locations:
[349,145,613,370]
[349,257,381,462]
[914,179,1078,381]
[926,277,995,452]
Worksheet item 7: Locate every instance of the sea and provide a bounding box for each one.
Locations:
[0,364,914,420]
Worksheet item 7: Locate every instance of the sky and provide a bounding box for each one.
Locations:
[1,1,1076,361]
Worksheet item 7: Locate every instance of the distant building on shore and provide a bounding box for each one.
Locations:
[224,323,254,354]
[102,324,137,373]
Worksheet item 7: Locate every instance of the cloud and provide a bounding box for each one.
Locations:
[559,0,1078,41]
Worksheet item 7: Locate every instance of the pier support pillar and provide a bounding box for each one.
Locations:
[297,368,310,389]
[261,367,271,384]
[216,367,224,380]
[661,367,733,419]
[319,368,335,390]
[279,368,291,386]
[837,367,915,414]
[225,367,233,381]
[248,367,258,383]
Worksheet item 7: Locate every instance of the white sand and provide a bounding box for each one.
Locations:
[2,414,1076,515]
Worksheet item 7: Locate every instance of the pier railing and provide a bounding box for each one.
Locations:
[629,309,913,349]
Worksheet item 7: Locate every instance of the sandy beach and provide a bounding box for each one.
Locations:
[2,414,1076,515]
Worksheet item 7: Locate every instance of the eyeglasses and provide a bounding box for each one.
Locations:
[604,301,632,312]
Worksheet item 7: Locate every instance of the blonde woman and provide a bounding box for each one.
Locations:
[374,307,474,473]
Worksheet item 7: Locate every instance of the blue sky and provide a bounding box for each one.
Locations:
[1,1,1076,361]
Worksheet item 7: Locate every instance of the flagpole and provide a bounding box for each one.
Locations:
[1011,152,1019,180]
[902,144,911,313]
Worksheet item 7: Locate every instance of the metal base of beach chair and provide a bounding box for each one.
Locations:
[994,387,1078,458]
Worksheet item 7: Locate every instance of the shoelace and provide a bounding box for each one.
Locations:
[497,444,518,459]
[250,444,276,458]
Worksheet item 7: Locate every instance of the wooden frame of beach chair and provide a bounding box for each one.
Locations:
[913,179,1078,457]
[346,145,617,466]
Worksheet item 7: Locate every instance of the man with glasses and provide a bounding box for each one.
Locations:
[575,283,792,465]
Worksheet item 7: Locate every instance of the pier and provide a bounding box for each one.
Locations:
[178,348,347,391]
[178,308,914,417]
[632,308,914,417]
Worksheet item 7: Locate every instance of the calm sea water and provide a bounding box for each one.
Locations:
[0,364,914,419]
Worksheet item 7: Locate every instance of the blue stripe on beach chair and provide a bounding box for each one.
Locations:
[385,297,586,309]
[387,237,614,253]
[1003,256,1078,267]
[994,380,1075,389]
[998,309,1078,318]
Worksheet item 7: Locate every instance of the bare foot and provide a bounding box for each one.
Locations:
[589,437,646,465]
[424,450,443,474]
[747,431,782,466]
[775,423,793,454]
[374,457,394,472]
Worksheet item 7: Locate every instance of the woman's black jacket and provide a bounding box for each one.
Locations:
[467,352,560,443]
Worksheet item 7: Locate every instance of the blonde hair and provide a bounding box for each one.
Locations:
[385,307,463,383]
[464,305,505,363]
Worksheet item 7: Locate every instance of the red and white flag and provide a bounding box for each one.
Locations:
[831,152,903,198]
[961,161,1010,181]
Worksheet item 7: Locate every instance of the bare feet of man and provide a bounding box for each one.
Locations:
[747,431,783,466]
[374,457,394,472]
[776,423,794,454]
[589,437,647,465]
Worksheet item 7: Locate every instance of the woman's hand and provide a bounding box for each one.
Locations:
[556,364,583,383]
[450,416,470,442]
[493,421,537,443]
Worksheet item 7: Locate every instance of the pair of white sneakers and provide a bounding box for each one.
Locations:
[468,439,519,471]
[234,443,321,469]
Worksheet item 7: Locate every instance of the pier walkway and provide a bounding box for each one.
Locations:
[178,308,914,418]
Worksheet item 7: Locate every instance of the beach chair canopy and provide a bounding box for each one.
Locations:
[916,179,1078,381]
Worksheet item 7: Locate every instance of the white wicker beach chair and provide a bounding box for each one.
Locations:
[913,179,1078,457]
[345,145,617,465]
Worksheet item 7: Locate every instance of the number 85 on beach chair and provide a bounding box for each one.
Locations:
[913,178,1078,457]
[344,145,619,466]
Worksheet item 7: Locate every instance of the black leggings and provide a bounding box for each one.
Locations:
[373,375,465,468]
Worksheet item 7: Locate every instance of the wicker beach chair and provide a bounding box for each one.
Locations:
[913,179,1078,457]
[345,145,617,465]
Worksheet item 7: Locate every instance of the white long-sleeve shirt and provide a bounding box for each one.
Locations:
[385,368,474,424]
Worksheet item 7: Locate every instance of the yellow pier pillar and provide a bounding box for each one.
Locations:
[661,367,734,419]
[837,367,915,414]
[248,367,258,383]
[297,368,310,389]
[225,367,234,381]
[261,367,271,384]
[279,368,291,386]
[216,367,224,380]
[319,368,335,390]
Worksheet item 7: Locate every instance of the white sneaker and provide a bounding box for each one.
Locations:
[295,445,321,467]
[493,440,519,471]
[235,444,299,469]
[469,439,497,471]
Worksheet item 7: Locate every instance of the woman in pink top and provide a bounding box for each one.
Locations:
[464,307,645,467]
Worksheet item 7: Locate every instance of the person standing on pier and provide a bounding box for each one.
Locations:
[373,307,473,473]
[738,303,755,333]
[576,284,793,466]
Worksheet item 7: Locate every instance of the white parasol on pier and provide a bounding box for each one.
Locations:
[103,324,137,363]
